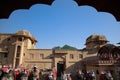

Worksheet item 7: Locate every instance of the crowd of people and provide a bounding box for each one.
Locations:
[75,69,113,80]
[0,64,40,80]
[0,64,114,80]
[0,64,58,80]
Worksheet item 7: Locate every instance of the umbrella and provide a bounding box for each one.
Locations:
[0,0,54,19]
[74,0,120,21]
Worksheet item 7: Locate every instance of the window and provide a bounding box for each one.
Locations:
[5,48,8,51]
[4,52,8,58]
[79,54,83,58]
[15,59,20,67]
[7,38,10,41]
[16,46,21,57]
[70,54,74,59]
[40,54,44,59]
[18,37,22,41]
[23,53,25,56]
[30,53,34,59]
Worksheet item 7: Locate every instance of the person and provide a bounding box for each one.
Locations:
[14,69,21,80]
[0,69,3,80]
[7,65,15,80]
[7,69,15,80]
[20,69,28,80]
[1,65,9,80]
[30,66,39,80]
[76,69,84,80]
[67,73,72,80]
[48,71,53,80]
[105,71,113,80]
[52,68,57,80]
[61,70,67,80]
[100,71,106,80]
[89,71,96,80]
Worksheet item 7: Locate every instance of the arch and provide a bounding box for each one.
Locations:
[0,0,54,19]
[98,46,109,60]
[111,47,120,59]
[0,0,120,21]
[98,44,120,60]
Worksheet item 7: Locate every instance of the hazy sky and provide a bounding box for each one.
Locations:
[0,0,120,49]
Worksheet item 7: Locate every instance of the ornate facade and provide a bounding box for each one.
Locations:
[0,30,120,79]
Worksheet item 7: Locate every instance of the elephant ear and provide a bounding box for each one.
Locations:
[74,0,120,21]
[0,0,54,19]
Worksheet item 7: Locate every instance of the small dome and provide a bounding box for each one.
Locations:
[16,30,31,37]
[86,34,108,44]
[15,30,37,42]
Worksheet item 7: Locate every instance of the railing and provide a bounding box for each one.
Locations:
[83,60,120,65]
[97,60,120,64]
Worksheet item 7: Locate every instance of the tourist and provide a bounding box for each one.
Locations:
[67,73,72,80]
[61,70,67,80]
[52,68,57,80]
[30,66,39,80]
[105,71,113,80]
[89,71,96,80]
[76,69,84,80]
[99,71,106,80]
[20,69,28,80]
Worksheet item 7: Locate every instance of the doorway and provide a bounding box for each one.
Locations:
[57,61,65,77]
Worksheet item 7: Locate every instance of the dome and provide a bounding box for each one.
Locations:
[86,34,108,44]
[98,44,120,60]
[15,30,37,42]
[16,30,31,37]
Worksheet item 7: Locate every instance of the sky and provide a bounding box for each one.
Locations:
[0,0,120,49]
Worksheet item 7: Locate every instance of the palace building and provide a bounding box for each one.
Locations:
[0,30,120,79]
